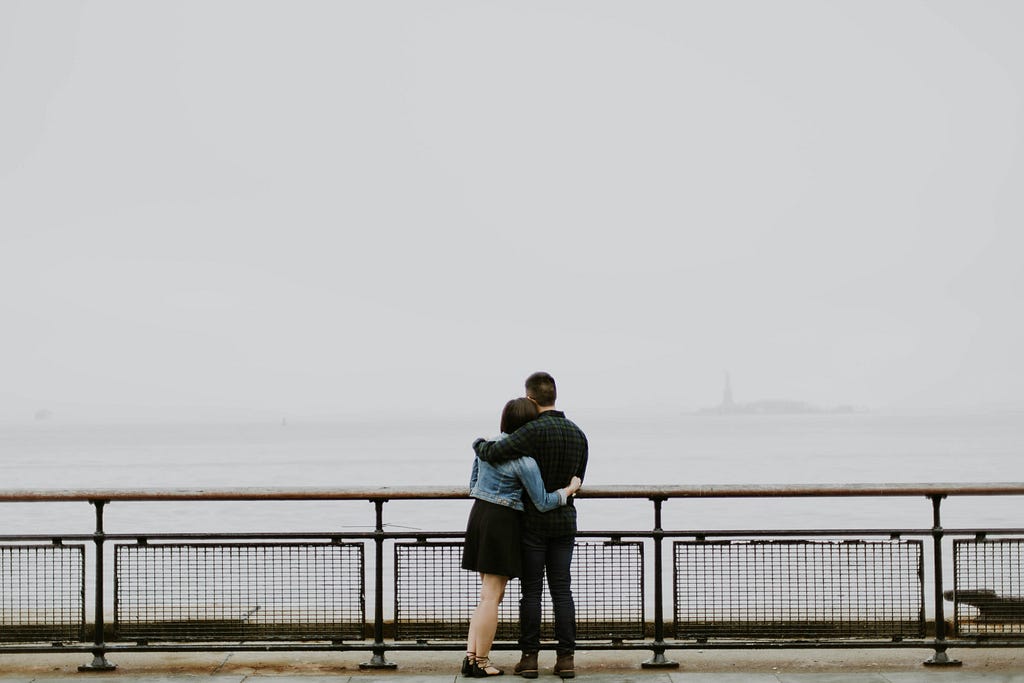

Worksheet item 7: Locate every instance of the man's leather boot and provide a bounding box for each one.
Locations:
[513,652,538,679]
[554,654,575,679]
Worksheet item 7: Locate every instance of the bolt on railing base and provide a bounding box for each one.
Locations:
[923,649,962,667]
[359,650,397,670]
[641,649,679,669]
[78,652,117,672]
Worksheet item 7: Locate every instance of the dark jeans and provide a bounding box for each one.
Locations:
[519,530,575,656]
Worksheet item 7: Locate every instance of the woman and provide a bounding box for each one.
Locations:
[461,397,582,677]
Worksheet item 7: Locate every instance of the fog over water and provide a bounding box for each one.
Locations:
[2,2,1023,426]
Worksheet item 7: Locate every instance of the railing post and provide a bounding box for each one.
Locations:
[641,496,678,669]
[79,500,116,672]
[923,494,961,667]
[360,498,396,670]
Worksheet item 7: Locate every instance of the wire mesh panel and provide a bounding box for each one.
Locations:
[952,538,1024,638]
[0,544,85,643]
[571,541,644,639]
[114,542,364,641]
[674,539,924,640]
[394,541,643,641]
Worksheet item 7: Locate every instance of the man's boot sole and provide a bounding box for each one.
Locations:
[515,670,538,679]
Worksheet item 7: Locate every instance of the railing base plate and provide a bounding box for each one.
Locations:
[923,650,962,667]
[78,654,117,672]
[641,651,679,669]
[359,652,397,670]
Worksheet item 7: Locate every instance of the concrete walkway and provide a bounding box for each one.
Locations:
[1,649,1022,682]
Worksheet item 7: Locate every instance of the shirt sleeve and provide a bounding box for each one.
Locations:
[473,423,535,464]
[514,457,566,512]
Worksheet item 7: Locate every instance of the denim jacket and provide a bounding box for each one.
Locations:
[469,434,568,512]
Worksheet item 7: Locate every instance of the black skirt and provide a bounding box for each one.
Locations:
[462,498,523,578]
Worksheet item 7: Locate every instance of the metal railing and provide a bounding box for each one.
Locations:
[1,483,1023,671]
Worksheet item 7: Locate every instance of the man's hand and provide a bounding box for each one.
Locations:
[564,476,583,497]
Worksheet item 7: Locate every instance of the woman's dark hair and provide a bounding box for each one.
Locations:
[500,397,539,434]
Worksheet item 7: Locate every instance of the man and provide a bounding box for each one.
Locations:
[473,371,588,679]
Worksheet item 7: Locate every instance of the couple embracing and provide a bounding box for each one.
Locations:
[461,372,589,679]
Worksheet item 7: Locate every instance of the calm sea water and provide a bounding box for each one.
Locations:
[2,411,1022,534]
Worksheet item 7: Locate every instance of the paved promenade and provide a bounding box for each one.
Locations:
[1,649,1022,682]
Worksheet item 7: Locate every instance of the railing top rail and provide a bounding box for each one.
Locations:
[1,482,1023,502]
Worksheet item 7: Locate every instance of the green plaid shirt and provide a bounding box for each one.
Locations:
[473,410,588,538]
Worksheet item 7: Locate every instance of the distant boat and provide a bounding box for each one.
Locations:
[697,373,857,415]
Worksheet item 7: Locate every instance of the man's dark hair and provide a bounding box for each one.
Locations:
[525,371,557,407]
[500,397,539,434]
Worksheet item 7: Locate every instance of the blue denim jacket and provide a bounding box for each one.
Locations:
[469,434,567,512]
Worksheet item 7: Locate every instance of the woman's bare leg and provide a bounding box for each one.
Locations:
[468,573,508,673]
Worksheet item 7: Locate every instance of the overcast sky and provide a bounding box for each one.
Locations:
[1,1,1022,422]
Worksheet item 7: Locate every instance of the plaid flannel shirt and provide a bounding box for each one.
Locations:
[473,410,588,538]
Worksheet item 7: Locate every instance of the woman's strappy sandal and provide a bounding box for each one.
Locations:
[471,656,504,677]
[461,652,475,676]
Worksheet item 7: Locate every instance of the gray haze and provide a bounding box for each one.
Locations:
[1,1,1022,422]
